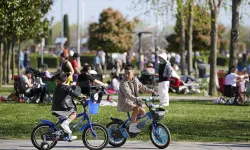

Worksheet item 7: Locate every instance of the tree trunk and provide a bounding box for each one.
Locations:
[178,0,186,75]
[0,35,2,88]
[7,40,11,84]
[229,0,242,69]
[11,40,15,80]
[187,0,194,75]
[17,39,21,75]
[209,7,219,96]
[3,38,7,85]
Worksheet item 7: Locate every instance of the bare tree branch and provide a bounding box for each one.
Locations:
[208,0,214,11]
[218,0,223,8]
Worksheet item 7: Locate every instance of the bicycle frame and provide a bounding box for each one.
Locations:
[40,100,97,139]
[112,97,163,139]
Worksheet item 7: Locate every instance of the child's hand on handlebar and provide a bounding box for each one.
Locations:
[103,83,109,88]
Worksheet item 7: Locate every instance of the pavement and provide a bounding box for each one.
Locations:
[0,140,249,150]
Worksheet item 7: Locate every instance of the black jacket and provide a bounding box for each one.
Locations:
[52,84,81,111]
[158,63,170,82]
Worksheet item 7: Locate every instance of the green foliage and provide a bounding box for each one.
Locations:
[45,28,53,46]
[217,56,228,66]
[166,5,226,52]
[80,55,95,66]
[30,55,38,69]
[37,57,59,68]
[0,0,53,41]
[63,14,70,46]
[88,8,136,53]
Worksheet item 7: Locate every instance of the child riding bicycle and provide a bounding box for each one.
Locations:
[117,64,157,133]
[51,72,81,140]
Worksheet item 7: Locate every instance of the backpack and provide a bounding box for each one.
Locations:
[163,64,172,78]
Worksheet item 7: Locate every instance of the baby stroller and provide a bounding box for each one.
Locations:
[139,74,155,89]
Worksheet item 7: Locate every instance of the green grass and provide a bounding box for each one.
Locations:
[1,101,250,142]
[0,87,15,96]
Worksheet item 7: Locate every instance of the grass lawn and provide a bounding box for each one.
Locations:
[0,87,15,96]
[1,100,250,142]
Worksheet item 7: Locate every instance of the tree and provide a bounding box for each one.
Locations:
[63,14,70,46]
[208,0,223,96]
[166,6,226,53]
[229,0,241,69]
[187,0,194,75]
[88,8,136,53]
[0,0,53,85]
[177,0,186,75]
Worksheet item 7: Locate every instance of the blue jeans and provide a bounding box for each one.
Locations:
[20,60,24,69]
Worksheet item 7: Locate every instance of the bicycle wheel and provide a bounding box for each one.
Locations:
[31,124,57,150]
[106,122,127,147]
[150,123,171,149]
[82,123,108,150]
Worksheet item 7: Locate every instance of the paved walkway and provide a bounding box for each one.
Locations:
[0,140,249,150]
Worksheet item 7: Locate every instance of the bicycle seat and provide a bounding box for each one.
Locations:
[110,117,124,124]
[52,112,60,117]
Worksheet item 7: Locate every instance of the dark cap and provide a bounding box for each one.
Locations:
[60,53,66,58]
[55,72,67,83]
[73,53,80,58]
[81,65,91,72]
[25,70,33,74]
[125,64,135,70]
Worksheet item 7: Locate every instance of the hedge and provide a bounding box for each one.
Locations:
[217,56,228,66]
[30,54,96,69]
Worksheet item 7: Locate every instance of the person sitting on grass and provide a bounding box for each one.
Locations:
[52,72,81,141]
[117,64,157,133]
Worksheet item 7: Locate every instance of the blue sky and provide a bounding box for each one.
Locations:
[47,0,250,28]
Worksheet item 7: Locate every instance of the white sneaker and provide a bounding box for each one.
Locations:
[160,103,169,107]
[70,135,77,140]
[61,122,72,134]
[129,124,141,133]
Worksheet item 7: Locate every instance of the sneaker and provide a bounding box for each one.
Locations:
[61,122,72,134]
[70,135,77,140]
[160,103,169,107]
[129,124,141,133]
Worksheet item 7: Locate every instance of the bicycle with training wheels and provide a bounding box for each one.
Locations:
[106,95,171,149]
[31,96,109,150]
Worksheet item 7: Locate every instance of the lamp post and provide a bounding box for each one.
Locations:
[77,0,81,67]
[61,0,64,50]
[137,31,152,69]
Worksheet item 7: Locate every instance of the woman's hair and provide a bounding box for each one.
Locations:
[227,66,236,75]
[125,64,134,70]
[81,65,91,72]
[56,72,67,83]
[60,53,68,60]
[111,72,118,79]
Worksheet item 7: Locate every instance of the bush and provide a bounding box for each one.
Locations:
[37,56,59,68]
[217,56,228,66]
[80,55,95,66]
[30,54,38,69]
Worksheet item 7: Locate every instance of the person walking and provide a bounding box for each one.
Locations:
[20,50,24,70]
[24,49,30,69]
[158,52,172,107]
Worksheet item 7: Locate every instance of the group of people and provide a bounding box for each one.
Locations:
[224,66,249,104]
[19,50,175,140]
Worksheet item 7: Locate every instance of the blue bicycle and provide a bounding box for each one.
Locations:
[106,96,171,149]
[31,97,109,150]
